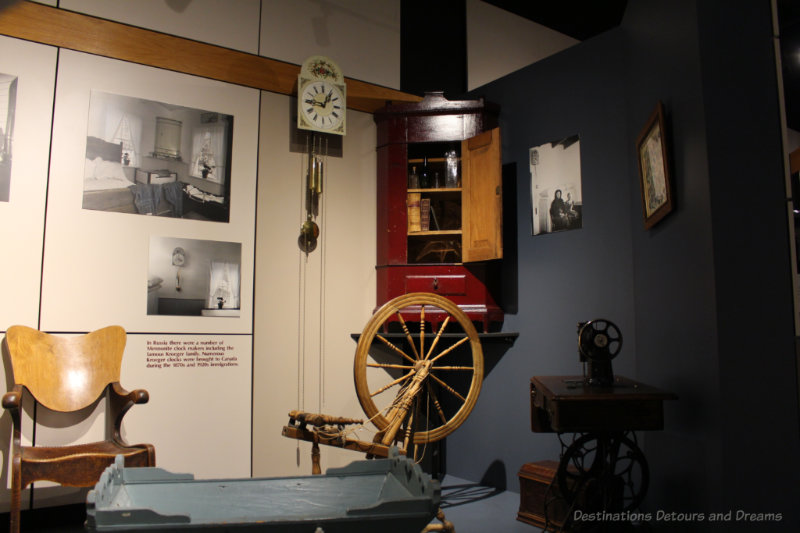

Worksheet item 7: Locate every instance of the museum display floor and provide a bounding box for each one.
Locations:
[1,475,540,532]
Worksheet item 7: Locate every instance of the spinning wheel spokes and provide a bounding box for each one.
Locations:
[354,292,484,445]
[375,333,417,364]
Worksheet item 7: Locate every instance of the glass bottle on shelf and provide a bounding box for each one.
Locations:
[445,149,459,188]
[419,157,431,188]
[408,166,419,189]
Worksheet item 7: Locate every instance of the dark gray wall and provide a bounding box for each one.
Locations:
[450,22,638,487]
[449,0,800,528]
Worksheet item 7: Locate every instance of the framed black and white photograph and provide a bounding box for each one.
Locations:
[0,72,17,202]
[636,101,673,229]
[148,236,242,317]
[83,91,233,222]
[530,134,583,235]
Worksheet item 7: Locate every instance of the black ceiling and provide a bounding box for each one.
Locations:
[484,0,800,132]
[481,0,627,41]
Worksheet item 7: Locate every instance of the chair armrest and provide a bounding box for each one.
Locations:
[111,382,149,404]
[2,385,22,410]
[109,382,150,443]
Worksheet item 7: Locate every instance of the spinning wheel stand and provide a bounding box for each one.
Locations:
[282,292,485,533]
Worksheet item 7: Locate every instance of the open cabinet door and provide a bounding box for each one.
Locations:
[462,127,503,262]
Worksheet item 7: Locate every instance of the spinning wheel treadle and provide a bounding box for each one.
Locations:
[354,292,484,449]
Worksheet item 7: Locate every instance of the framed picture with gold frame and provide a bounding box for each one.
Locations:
[636,101,673,229]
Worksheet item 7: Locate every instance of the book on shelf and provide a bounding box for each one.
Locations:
[420,198,431,231]
[407,192,421,232]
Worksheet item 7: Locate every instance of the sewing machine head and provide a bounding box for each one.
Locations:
[577,319,622,387]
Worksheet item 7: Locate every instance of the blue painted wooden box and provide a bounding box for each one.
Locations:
[86,450,439,532]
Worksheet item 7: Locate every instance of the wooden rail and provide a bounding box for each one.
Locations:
[0,0,422,113]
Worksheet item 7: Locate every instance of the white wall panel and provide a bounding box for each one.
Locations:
[467,0,578,90]
[0,37,56,330]
[0,36,57,509]
[252,91,376,477]
[40,50,258,334]
[260,0,400,89]
[60,0,261,55]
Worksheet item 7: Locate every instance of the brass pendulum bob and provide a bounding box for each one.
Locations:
[298,140,323,254]
[298,216,319,253]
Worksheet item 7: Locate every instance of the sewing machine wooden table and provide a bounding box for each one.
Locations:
[521,375,676,531]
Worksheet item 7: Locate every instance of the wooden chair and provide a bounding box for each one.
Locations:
[2,325,155,533]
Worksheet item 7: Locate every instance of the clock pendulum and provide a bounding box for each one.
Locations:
[298,133,327,254]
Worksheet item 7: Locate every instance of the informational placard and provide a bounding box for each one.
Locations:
[122,333,252,478]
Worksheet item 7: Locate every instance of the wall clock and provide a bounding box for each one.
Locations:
[172,247,185,266]
[297,55,346,135]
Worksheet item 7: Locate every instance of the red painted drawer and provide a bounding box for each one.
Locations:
[404,274,466,295]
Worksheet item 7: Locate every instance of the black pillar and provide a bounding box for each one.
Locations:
[400,0,467,97]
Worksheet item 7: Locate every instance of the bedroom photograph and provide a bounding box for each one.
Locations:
[82,90,233,222]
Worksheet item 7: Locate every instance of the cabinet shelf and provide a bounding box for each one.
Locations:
[408,230,462,236]
[407,187,461,194]
[408,157,458,164]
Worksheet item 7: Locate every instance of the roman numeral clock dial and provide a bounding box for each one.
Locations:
[297,55,346,136]
[302,82,344,131]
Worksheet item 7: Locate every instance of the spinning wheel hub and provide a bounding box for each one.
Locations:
[414,359,432,372]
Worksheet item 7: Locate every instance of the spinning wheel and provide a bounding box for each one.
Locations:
[354,292,484,450]
[283,292,484,460]
[283,292,483,533]
[556,432,649,517]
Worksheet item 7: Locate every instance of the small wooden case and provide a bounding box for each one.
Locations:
[517,460,569,530]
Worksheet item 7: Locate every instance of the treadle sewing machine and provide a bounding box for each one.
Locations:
[522,319,676,532]
[282,292,486,533]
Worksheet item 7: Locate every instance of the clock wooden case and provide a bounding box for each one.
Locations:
[374,92,504,331]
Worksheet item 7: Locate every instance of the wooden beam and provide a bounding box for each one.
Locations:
[0,0,421,113]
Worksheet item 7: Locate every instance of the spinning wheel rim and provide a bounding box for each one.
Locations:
[353,292,484,444]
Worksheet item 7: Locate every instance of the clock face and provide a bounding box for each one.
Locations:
[172,247,185,267]
[299,80,345,134]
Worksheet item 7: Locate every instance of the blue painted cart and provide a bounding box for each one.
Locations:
[86,451,439,532]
